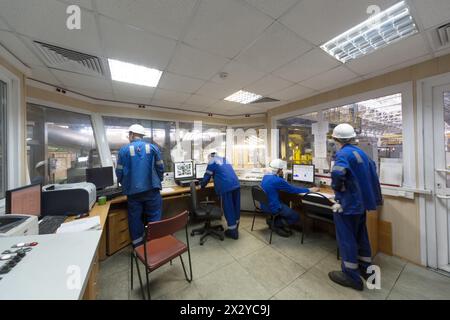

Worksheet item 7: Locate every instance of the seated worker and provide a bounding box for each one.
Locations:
[116,124,164,248]
[200,150,241,240]
[260,159,319,237]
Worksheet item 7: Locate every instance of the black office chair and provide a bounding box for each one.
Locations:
[251,186,280,244]
[189,181,224,245]
[301,192,339,259]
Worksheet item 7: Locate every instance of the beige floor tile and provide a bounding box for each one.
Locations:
[189,240,236,279]
[158,282,204,300]
[219,229,267,259]
[98,269,130,300]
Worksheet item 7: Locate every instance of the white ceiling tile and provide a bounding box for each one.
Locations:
[0,0,103,56]
[209,100,242,112]
[99,16,176,70]
[270,84,316,101]
[158,72,205,94]
[152,88,191,104]
[29,66,62,85]
[52,69,112,94]
[281,0,398,46]
[346,34,430,75]
[245,0,300,19]
[273,48,341,83]
[300,66,359,91]
[245,74,294,96]
[150,98,184,109]
[412,0,450,30]
[196,81,239,100]
[236,22,312,73]
[362,54,433,79]
[112,82,155,101]
[183,0,273,59]
[210,61,266,89]
[184,94,219,108]
[95,0,197,40]
[167,44,229,80]
[0,31,45,67]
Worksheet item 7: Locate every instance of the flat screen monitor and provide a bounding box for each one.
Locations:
[174,162,194,180]
[292,164,315,183]
[195,164,208,179]
[6,183,42,217]
[86,166,114,190]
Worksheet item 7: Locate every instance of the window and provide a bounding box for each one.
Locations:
[230,126,268,169]
[27,104,101,185]
[0,80,6,199]
[277,93,403,182]
[102,117,176,171]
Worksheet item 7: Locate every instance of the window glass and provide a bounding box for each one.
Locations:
[230,126,267,169]
[0,80,6,199]
[103,117,176,171]
[277,93,403,181]
[27,104,100,185]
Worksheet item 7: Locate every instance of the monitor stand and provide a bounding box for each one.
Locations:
[176,179,199,187]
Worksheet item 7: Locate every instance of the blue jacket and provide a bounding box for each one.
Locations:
[200,156,240,196]
[261,174,309,214]
[331,144,382,215]
[116,139,164,196]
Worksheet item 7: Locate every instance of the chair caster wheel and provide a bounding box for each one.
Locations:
[191,232,195,237]
[200,242,204,246]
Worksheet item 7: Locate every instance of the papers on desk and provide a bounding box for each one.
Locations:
[162,187,175,193]
[56,216,101,233]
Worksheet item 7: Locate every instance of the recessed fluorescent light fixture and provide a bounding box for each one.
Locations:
[320,1,418,63]
[108,59,162,87]
[225,90,263,104]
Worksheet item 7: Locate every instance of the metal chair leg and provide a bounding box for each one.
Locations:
[130,252,134,290]
[269,216,275,244]
[301,217,305,244]
[180,255,193,282]
[133,254,146,300]
[145,269,151,300]
[251,213,256,231]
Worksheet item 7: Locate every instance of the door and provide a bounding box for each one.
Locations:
[431,84,450,272]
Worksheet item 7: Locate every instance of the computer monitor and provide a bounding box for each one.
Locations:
[174,161,194,180]
[195,164,208,179]
[86,166,114,190]
[292,164,315,183]
[5,183,42,217]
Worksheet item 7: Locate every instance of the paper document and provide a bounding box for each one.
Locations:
[162,187,175,193]
[56,216,101,233]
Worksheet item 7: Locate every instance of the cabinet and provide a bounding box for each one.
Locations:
[107,208,131,255]
[83,251,99,300]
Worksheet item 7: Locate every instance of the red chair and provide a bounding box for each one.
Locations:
[130,211,193,300]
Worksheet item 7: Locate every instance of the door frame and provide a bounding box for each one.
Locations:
[419,72,450,270]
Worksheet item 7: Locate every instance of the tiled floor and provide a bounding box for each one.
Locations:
[98,213,450,300]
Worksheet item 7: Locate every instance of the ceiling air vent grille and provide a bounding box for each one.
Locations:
[437,23,450,47]
[251,97,280,104]
[33,41,105,77]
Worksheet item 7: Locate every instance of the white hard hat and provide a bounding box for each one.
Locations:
[35,160,46,169]
[128,124,146,136]
[332,123,356,140]
[209,148,218,155]
[269,159,287,170]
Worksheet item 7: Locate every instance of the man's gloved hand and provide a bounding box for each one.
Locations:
[332,203,343,213]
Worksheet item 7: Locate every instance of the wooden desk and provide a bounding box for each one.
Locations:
[280,186,379,257]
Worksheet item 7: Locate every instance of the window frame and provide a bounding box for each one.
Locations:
[271,82,416,191]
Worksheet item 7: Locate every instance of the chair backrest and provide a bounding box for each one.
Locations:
[251,186,269,210]
[145,211,189,241]
[301,193,334,218]
[190,181,199,212]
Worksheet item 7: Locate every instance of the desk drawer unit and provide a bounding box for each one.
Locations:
[83,251,99,300]
[107,209,131,255]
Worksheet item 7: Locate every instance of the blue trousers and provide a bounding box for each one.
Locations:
[221,188,241,229]
[333,212,372,284]
[274,204,300,227]
[127,189,162,247]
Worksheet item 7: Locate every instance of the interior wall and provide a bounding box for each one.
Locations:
[0,55,27,186]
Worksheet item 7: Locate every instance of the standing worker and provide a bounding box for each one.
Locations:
[261,159,319,237]
[329,123,383,291]
[116,124,164,247]
[200,150,241,240]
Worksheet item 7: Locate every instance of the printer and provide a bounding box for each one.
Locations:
[42,182,96,216]
[0,215,39,237]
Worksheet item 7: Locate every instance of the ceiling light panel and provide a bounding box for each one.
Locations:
[321,1,418,63]
[108,59,162,87]
[224,90,263,104]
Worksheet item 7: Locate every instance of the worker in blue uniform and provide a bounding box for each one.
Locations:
[261,159,319,237]
[200,150,241,240]
[329,123,383,291]
[115,124,164,247]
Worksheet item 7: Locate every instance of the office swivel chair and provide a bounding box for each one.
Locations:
[251,186,280,244]
[189,181,224,245]
[301,192,340,259]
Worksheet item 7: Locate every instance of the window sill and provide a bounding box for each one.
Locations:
[381,185,432,200]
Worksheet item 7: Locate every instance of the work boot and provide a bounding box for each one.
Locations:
[225,229,239,240]
[359,266,370,281]
[274,226,291,238]
[328,271,363,291]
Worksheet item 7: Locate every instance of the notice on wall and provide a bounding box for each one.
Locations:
[312,121,329,162]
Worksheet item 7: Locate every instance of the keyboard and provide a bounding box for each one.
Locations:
[97,187,123,200]
[39,216,67,235]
